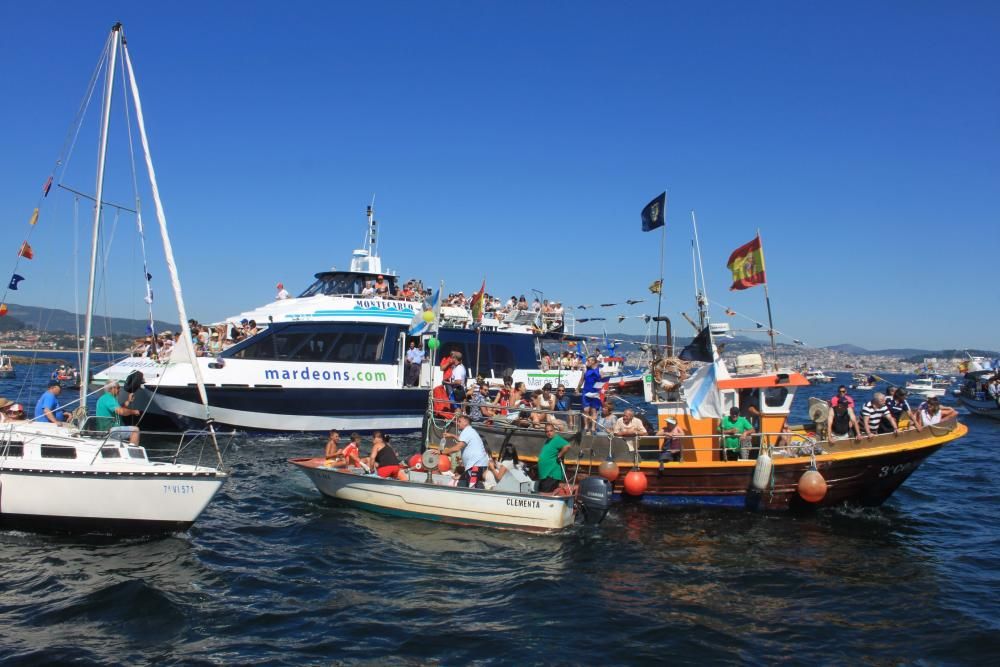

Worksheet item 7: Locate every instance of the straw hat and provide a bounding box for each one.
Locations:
[0,397,13,409]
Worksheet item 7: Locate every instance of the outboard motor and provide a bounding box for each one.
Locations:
[577,476,613,525]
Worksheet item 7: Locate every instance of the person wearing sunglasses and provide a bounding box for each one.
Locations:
[830,385,855,410]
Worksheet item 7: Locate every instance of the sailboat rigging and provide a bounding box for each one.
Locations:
[0,23,228,534]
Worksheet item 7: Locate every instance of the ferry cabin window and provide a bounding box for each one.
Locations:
[232,325,396,364]
[2,441,24,457]
[41,445,77,459]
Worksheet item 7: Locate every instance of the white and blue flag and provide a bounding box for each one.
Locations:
[407,286,442,337]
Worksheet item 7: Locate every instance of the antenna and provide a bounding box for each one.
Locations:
[690,210,709,328]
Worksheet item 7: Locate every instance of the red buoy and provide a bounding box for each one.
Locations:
[408,454,423,471]
[598,458,620,482]
[798,469,828,503]
[623,469,648,496]
[437,454,451,473]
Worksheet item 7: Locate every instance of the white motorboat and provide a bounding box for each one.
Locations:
[1,23,227,534]
[804,369,834,384]
[290,451,612,533]
[904,377,947,398]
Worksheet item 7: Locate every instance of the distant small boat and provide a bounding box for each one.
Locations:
[804,369,834,384]
[850,374,876,391]
[0,351,14,379]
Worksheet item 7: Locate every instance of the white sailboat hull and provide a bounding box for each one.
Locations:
[0,466,226,532]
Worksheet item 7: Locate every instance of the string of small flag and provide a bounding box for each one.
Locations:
[1,175,55,316]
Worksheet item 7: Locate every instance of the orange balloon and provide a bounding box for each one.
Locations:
[798,469,828,503]
[598,459,620,482]
[623,470,648,496]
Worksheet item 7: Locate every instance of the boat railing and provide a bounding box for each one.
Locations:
[624,431,821,461]
[71,416,238,469]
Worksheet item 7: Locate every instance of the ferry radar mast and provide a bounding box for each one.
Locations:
[350,195,382,274]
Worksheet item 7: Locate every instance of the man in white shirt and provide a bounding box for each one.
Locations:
[441,414,504,488]
[613,408,648,437]
[276,282,290,300]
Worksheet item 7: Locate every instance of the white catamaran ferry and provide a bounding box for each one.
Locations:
[95,208,630,432]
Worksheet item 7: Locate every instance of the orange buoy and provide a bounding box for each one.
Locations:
[798,469,828,503]
[598,458,620,482]
[408,454,424,471]
[437,454,451,473]
[623,469,648,496]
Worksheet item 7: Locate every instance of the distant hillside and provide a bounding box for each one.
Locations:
[3,303,179,338]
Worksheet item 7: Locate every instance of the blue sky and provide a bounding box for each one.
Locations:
[1,1,997,350]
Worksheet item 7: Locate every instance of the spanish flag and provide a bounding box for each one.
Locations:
[727,235,766,290]
[470,280,486,322]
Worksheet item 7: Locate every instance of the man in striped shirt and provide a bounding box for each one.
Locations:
[860,392,898,439]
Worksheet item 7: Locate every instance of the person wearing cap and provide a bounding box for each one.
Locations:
[95,382,141,445]
[276,282,290,300]
[373,274,389,296]
[720,406,754,461]
[34,381,72,425]
[657,417,686,470]
[884,388,918,431]
[536,422,572,493]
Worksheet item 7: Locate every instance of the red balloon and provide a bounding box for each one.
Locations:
[798,469,828,503]
[408,454,423,471]
[598,459,620,482]
[437,454,451,472]
[623,469,648,496]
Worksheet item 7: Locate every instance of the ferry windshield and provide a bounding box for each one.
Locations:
[298,273,399,298]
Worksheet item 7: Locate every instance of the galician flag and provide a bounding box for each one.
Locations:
[727,235,766,290]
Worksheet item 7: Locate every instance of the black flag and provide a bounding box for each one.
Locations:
[679,326,714,363]
[641,192,666,232]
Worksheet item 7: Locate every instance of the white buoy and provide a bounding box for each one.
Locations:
[752,452,773,491]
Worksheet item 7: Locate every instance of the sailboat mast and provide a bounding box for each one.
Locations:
[121,31,222,464]
[80,23,122,410]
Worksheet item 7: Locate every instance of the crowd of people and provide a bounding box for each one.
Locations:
[826,384,958,442]
[130,318,263,360]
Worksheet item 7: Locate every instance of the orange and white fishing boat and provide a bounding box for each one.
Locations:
[431,343,965,511]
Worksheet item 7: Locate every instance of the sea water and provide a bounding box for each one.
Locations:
[1,366,998,663]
